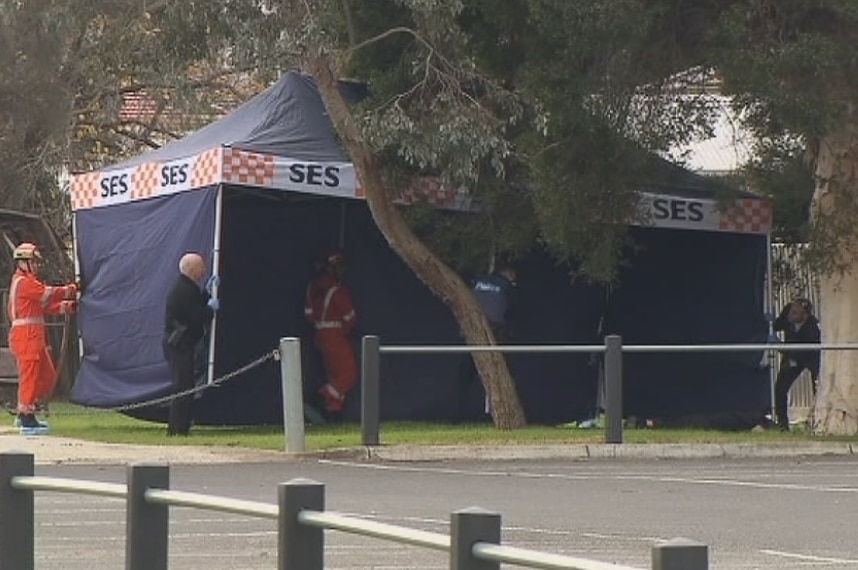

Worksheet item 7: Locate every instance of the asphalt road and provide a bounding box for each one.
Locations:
[28,456,858,569]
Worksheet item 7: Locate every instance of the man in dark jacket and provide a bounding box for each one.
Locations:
[163,252,219,436]
[773,297,820,431]
[454,263,518,422]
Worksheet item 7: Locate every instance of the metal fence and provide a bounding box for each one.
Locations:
[771,244,821,419]
[0,451,708,570]
[358,335,858,446]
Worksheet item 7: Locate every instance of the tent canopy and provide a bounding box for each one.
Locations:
[105,73,356,170]
[69,71,772,425]
[71,71,772,235]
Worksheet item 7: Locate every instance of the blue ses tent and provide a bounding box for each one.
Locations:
[69,71,774,425]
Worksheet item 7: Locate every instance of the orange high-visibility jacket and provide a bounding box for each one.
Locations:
[7,270,75,359]
[304,274,356,334]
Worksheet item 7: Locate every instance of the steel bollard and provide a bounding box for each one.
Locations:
[126,463,169,570]
[279,479,325,570]
[652,538,709,570]
[0,452,35,570]
[361,335,381,446]
[604,334,624,444]
[280,337,306,453]
[450,507,501,570]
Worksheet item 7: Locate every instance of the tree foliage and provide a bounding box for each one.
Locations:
[711,0,858,268]
[0,0,261,245]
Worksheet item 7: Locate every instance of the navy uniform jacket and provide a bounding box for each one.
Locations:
[471,273,515,327]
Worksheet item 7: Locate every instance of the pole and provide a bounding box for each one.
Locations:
[280,337,306,453]
[766,233,777,422]
[604,335,623,444]
[71,212,84,364]
[361,335,381,446]
[450,508,501,570]
[652,538,709,570]
[279,479,325,570]
[126,463,169,570]
[0,452,34,570]
[206,184,224,385]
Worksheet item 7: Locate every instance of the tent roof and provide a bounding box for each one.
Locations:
[641,157,757,200]
[105,71,359,171]
[70,72,770,236]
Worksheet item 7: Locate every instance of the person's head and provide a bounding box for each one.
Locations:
[13,242,42,275]
[322,249,346,280]
[788,297,813,325]
[179,252,207,284]
[496,262,517,286]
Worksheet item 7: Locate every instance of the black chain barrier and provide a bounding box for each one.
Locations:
[5,348,281,417]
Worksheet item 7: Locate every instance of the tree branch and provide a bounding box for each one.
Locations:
[346,26,425,55]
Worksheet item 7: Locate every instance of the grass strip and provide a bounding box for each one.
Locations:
[38,403,856,451]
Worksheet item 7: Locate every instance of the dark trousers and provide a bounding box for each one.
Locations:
[775,361,818,429]
[165,344,195,435]
[454,324,509,422]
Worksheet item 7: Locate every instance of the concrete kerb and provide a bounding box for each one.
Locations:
[318,442,858,462]
[0,435,855,465]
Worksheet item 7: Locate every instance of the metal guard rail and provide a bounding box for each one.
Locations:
[379,342,857,354]
[473,542,639,570]
[11,475,127,499]
[144,488,278,519]
[299,510,450,551]
[359,334,854,448]
[0,452,709,570]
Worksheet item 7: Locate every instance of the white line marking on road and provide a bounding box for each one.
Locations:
[760,549,858,564]
[40,507,124,515]
[580,532,665,543]
[38,517,265,527]
[44,531,279,542]
[333,511,662,542]
[318,460,858,493]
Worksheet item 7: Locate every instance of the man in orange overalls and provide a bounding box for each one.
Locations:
[304,250,357,421]
[7,243,77,435]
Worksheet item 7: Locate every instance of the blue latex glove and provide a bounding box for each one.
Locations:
[207,298,220,312]
[205,274,220,293]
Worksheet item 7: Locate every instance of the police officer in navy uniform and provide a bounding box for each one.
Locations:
[454,262,518,422]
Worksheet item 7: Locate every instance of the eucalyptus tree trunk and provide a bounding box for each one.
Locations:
[811,121,858,435]
[309,52,526,429]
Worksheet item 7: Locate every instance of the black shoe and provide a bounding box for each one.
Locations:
[17,414,43,428]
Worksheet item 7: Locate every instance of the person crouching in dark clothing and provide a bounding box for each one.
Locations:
[773,297,820,431]
[163,252,219,436]
[454,263,517,423]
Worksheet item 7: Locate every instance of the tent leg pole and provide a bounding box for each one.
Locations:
[207,185,224,385]
[766,234,776,424]
[71,212,84,363]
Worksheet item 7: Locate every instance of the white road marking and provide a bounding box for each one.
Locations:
[333,511,663,542]
[760,549,858,564]
[38,517,264,527]
[39,507,124,514]
[318,460,858,493]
